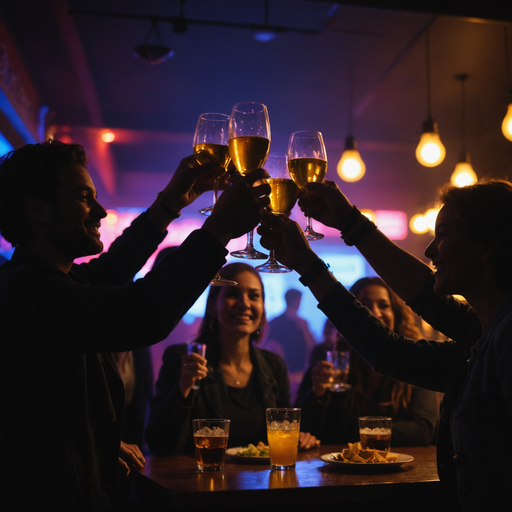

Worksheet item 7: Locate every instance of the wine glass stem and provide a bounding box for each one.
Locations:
[246,229,255,250]
[306,216,313,231]
[268,243,277,264]
[212,178,219,206]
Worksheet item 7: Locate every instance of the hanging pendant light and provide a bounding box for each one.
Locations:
[337,62,366,182]
[416,27,446,167]
[450,74,477,188]
[501,26,512,141]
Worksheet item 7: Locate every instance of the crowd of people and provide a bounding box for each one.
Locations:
[1,139,511,512]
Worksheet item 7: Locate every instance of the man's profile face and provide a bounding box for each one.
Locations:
[47,164,107,260]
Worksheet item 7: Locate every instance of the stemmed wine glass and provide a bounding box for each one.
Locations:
[228,102,271,259]
[193,113,237,286]
[193,113,231,216]
[287,130,328,241]
[256,154,298,273]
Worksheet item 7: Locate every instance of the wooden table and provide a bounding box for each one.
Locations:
[131,445,443,511]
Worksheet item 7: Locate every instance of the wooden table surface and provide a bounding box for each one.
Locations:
[131,444,442,511]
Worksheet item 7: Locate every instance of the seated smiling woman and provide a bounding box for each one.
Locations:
[145,262,319,455]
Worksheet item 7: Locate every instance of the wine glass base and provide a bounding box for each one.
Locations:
[304,228,324,241]
[230,248,268,259]
[328,383,351,392]
[198,205,214,216]
[209,275,238,287]
[256,260,292,273]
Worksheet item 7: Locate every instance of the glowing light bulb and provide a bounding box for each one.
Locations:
[415,119,446,167]
[101,131,115,143]
[424,208,440,232]
[106,210,118,225]
[337,149,366,182]
[451,162,477,188]
[410,214,429,234]
[502,103,512,142]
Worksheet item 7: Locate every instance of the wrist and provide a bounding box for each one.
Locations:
[299,258,330,287]
[201,217,231,246]
[156,191,181,219]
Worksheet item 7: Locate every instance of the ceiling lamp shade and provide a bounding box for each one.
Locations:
[133,20,174,64]
[416,27,445,167]
[337,136,366,182]
[415,119,446,167]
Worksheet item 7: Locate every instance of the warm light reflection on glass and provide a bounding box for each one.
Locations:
[502,103,512,141]
[336,149,366,182]
[450,162,477,187]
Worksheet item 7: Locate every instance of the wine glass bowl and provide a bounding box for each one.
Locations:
[287,130,328,241]
[256,154,298,274]
[229,102,271,259]
[193,113,231,216]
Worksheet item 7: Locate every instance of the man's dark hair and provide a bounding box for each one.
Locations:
[0,140,87,246]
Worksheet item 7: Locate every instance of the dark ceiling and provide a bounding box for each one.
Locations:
[1,0,511,256]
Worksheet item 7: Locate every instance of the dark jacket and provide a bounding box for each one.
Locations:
[0,212,227,511]
[146,342,290,455]
[317,276,512,511]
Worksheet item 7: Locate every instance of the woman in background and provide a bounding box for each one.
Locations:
[296,277,439,446]
[145,262,318,455]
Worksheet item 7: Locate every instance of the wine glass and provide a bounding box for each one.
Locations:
[287,130,328,241]
[228,102,271,259]
[193,113,231,216]
[193,113,237,286]
[326,350,351,392]
[256,154,298,273]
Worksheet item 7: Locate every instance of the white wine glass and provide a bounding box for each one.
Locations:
[287,130,328,241]
[193,113,231,216]
[228,102,271,259]
[326,350,351,392]
[193,113,237,286]
[256,154,298,273]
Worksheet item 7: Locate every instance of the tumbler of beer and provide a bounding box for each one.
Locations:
[192,419,230,471]
[266,408,301,470]
[358,416,392,452]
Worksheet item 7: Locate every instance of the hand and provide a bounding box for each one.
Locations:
[202,168,271,245]
[118,441,146,477]
[298,181,354,231]
[160,154,227,213]
[179,352,208,398]
[311,361,335,398]
[299,432,320,451]
[257,212,317,274]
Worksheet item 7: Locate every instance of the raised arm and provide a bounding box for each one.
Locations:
[298,181,432,303]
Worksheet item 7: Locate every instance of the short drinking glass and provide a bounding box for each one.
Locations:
[358,416,392,452]
[192,419,230,471]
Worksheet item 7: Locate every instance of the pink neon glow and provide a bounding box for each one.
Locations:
[375,210,408,240]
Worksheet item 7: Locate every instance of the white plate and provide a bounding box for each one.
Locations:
[321,452,414,470]
[226,446,270,463]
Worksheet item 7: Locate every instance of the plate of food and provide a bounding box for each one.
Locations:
[320,442,413,471]
[226,442,270,463]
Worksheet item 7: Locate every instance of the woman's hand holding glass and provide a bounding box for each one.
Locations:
[311,360,338,398]
[179,352,208,399]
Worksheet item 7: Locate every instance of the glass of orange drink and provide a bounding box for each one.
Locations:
[266,408,301,470]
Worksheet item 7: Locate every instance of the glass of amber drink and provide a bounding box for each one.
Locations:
[192,419,230,471]
[358,416,392,452]
[266,408,301,470]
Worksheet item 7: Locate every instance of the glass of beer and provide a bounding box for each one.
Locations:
[358,416,392,452]
[256,153,298,273]
[229,102,271,259]
[287,130,327,241]
[325,350,351,392]
[192,419,230,471]
[266,408,301,470]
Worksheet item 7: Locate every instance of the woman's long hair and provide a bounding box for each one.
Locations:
[193,263,267,347]
[344,277,423,416]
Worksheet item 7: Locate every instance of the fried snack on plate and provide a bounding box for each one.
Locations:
[237,442,270,457]
[335,441,399,464]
